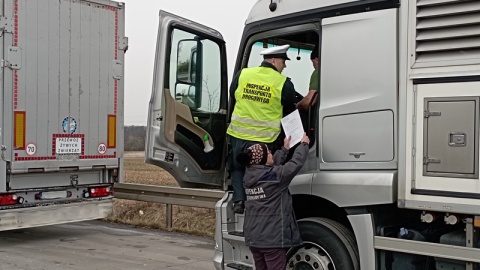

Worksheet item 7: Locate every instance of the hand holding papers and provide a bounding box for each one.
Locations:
[281,110,304,148]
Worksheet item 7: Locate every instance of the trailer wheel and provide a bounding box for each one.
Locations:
[287,217,360,270]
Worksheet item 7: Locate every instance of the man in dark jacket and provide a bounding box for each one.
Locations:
[236,133,310,270]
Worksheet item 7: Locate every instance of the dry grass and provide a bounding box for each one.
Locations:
[105,152,216,238]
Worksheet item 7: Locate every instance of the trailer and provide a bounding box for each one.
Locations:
[0,0,126,231]
[146,0,480,269]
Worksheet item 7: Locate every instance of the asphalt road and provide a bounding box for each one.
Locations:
[0,220,215,270]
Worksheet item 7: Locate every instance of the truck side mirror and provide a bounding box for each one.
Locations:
[176,39,197,84]
[176,39,202,109]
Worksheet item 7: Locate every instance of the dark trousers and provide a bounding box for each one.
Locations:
[229,136,253,202]
[249,247,287,270]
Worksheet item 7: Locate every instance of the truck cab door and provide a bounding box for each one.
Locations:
[146,11,228,188]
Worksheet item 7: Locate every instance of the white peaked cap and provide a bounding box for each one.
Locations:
[260,44,291,60]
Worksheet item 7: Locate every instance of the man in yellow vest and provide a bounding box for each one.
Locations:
[226,44,297,214]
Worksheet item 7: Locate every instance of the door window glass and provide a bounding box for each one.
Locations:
[169,29,221,112]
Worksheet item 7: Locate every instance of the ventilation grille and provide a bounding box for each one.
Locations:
[415,0,480,66]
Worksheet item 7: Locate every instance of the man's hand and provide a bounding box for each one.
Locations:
[301,133,310,145]
[284,136,291,150]
[296,90,318,110]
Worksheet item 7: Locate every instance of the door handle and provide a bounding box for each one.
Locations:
[349,152,365,159]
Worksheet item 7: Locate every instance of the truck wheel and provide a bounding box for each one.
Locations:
[287,217,360,270]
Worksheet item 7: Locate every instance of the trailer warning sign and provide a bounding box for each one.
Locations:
[26,143,36,156]
[56,137,82,154]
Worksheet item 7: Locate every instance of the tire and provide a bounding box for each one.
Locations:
[287,217,360,270]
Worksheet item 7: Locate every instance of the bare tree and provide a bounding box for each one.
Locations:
[202,76,220,112]
[124,126,146,151]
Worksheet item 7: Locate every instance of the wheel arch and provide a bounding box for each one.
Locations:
[292,194,377,270]
[292,194,352,230]
[287,216,361,270]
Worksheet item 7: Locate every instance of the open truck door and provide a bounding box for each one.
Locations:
[146,11,229,188]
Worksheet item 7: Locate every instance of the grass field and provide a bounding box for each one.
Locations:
[105,152,216,238]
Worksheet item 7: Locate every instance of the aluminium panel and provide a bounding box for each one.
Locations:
[9,170,103,190]
[37,1,49,157]
[46,0,61,153]
[2,0,18,192]
[319,9,397,169]
[375,236,480,263]
[0,200,112,231]
[402,81,480,212]
[311,170,397,207]
[246,0,364,24]
[423,97,478,178]
[0,1,8,192]
[413,83,480,194]
[10,0,124,172]
[407,0,480,76]
[322,110,394,162]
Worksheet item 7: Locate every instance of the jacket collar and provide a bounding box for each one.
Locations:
[260,61,279,72]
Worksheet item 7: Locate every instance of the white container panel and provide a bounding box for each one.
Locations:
[6,0,125,172]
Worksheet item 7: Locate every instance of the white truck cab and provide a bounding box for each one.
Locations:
[146,0,480,269]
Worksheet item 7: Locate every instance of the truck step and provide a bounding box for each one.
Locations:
[226,263,253,270]
[228,231,244,237]
[223,231,244,242]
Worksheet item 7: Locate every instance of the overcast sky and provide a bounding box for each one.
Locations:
[122,0,258,125]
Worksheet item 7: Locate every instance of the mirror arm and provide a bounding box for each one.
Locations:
[194,41,203,109]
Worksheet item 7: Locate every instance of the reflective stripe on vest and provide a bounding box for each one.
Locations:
[231,115,279,128]
[227,66,286,143]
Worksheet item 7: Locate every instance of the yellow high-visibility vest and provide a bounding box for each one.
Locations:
[226,66,286,143]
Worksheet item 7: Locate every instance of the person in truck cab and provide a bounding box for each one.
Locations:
[296,44,319,110]
[236,133,310,270]
[226,44,298,214]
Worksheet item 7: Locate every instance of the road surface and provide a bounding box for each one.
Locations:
[0,220,215,270]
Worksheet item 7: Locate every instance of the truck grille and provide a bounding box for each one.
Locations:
[415,0,480,66]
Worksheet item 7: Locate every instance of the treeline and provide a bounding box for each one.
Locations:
[124,126,146,151]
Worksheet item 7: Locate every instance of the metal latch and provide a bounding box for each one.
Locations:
[449,132,466,146]
[112,60,122,79]
[424,110,441,118]
[118,37,129,51]
[423,157,441,165]
[7,46,21,70]
[70,175,79,187]
[0,16,13,33]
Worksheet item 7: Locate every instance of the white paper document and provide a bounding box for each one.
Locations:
[281,109,304,148]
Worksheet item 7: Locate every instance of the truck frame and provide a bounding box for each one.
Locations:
[146,0,480,269]
[0,0,126,231]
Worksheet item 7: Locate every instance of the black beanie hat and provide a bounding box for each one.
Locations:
[236,144,269,166]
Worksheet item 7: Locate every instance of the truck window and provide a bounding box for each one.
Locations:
[169,29,221,113]
[247,39,317,97]
[243,30,320,145]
